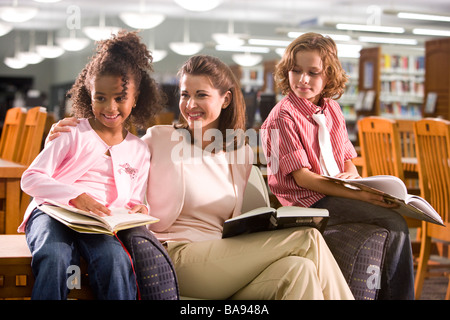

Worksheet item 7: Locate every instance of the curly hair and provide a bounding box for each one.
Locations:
[175,55,247,150]
[274,32,348,100]
[67,30,166,129]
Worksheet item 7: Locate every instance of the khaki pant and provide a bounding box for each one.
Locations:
[166,227,354,300]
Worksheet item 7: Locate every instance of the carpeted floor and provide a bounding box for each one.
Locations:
[420,276,448,300]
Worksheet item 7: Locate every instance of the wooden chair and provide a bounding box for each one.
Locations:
[357,116,404,179]
[413,118,450,300]
[0,108,27,234]
[396,119,420,194]
[15,106,47,166]
[0,107,27,161]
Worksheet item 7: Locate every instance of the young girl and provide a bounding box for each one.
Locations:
[261,32,414,299]
[19,31,165,299]
[50,54,354,300]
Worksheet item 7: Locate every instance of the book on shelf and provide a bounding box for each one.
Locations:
[222,206,329,239]
[39,199,159,235]
[323,175,444,226]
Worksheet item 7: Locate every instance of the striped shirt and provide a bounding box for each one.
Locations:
[260,92,357,208]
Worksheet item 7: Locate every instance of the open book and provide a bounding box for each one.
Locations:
[324,175,444,226]
[222,206,329,239]
[39,200,159,235]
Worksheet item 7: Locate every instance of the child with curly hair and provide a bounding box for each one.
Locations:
[19,30,165,299]
[261,32,414,299]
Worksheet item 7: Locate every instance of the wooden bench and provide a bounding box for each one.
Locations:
[0,235,94,299]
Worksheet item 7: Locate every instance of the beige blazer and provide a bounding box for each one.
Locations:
[141,125,253,233]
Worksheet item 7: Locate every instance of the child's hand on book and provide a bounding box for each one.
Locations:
[69,193,112,216]
[128,204,148,215]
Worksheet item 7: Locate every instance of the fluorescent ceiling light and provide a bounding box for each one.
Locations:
[248,38,291,47]
[215,45,270,53]
[287,32,351,42]
[358,36,418,46]
[413,28,450,37]
[336,44,362,58]
[119,12,165,29]
[397,12,450,22]
[336,23,404,34]
[232,53,263,67]
[174,0,222,12]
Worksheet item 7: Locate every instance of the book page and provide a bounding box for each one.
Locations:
[326,175,408,200]
[227,207,275,221]
[276,206,329,218]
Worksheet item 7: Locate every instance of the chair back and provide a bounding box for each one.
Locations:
[15,106,47,165]
[242,166,270,213]
[0,107,26,161]
[396,119,416,159]
[357,116,404,180]
[414,118,450,240]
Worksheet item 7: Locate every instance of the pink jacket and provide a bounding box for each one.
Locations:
[19,119,150,232]
[141,125,253,235]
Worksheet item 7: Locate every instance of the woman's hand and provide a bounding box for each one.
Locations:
[47,117,80,142]
[128,204,149,215]
[69,193,111,216]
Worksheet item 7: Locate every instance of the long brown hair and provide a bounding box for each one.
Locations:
[175,55,247,150]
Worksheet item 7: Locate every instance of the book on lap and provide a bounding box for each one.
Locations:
[323,175,444,226]
[222,206,329,239]
[39,199,159,236]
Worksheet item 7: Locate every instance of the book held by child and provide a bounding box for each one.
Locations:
[323,175,444,226]
[39,199,159,236]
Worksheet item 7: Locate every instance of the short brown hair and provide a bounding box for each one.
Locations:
[68,30,165,129]
[275,32,348,99]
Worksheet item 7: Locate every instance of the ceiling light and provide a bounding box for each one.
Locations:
[4,56,27,69]
[83,12,120,41]
[174,0,222,12]
[18,31,43,64]
[33,0,61,2]
[232,52,263,67]
[215,45,270,53]
[36,32,64,59]
[412,28,450,37]
[336,44,362,58]
[287,32,351,42]
[169,18,203,56]
[397,12,450,22]
[151,49,167,62]
[57,37,90,51]
[57,30,90,51]
[119,12,165,29]
[358,36,418,46]
[0,22,12,37]
[248,38,291,47]
[336,23,405,34]
[0,3,38,23]
[170,42,203,55]
[212,33,246,46]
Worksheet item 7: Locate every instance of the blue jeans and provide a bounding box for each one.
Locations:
[25,208,137,300]
[312,196,415,300]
